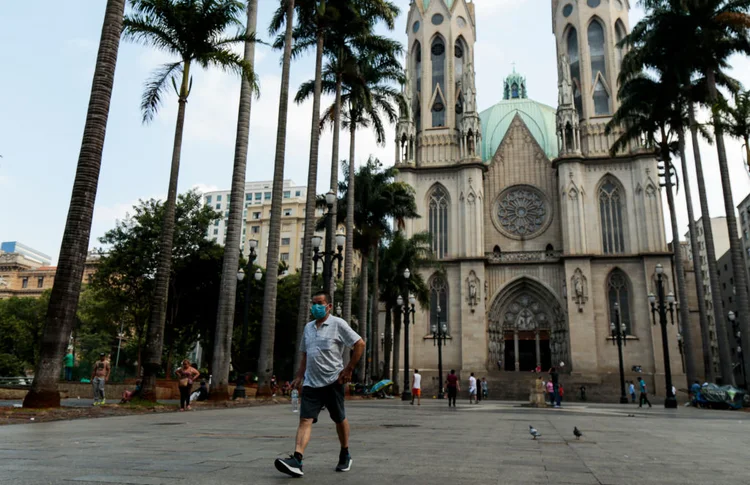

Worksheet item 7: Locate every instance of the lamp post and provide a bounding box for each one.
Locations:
[431,304,448,399]
[317,190,342,296]
[233,240,261,399]
[729,311,747,389]
[648,263,678,408]
[312,229,345,292]
[611,302,628,404]
[398,269,415,401]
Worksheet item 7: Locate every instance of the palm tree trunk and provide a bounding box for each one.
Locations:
[391,306,401,395]
[744,136,750,173]
[293,28,325,375]
[370,242,380,380]
[679,128,714,382]
[357,251,369,382]
[343,122,356,335]
[326,73,343,298]
[661,146,697,387]
[23,0,126,408]
[688,101,734,385]
[707,72,748,385]
[209,0,258,401]
[140,58,192,402]
[383,301,392,380]
[256,0,295,397]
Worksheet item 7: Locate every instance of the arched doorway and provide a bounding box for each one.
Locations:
[488,278,570,372]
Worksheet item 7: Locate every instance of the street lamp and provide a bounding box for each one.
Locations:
[398,269,415,401]
[611,301,628,404]
[729,311,747,389]
[648,263,678,408]
[431,304,448,399]
[233,239,259,399]
[312,229,345,292]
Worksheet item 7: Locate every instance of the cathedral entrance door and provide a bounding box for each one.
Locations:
[503,331,551,371]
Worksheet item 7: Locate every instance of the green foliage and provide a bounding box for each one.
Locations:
[0,293,48,376]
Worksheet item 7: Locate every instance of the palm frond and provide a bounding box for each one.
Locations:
[141,61,183,124]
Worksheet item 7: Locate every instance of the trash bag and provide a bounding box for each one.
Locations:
[695,384,746,410]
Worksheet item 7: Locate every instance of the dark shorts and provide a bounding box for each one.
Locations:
[300,383,346,424]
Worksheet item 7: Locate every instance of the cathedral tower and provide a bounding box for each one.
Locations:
[551,0,630,157]
[397,0,481,165]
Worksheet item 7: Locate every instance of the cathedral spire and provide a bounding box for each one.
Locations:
[503,66,528,100]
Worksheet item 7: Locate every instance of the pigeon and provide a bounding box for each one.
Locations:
[574,427,583,440]
[529,425,541,439]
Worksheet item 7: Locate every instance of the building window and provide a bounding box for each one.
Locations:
[615,20,627,70]
[253,212,261,220]
[588,20,610,115]
[206,195,212,204]
[608,269,632,334]
[213,229,219,235]
[454,38,465,80]
[37,277,44,288]
[246,194,252,201]
[599,178,625,254]
[255,193,262,200]
[430,275,449,334]
[429,185,449,259]
[280,252,290,262]
[217,195,222,202]
[22,277,28,289]
[264,192,271,200]
[281,238,290,246]
[431,37,446,127]
[567,28,583,117]
[215,204,221,210]
[295,190,301,197]
[284,208,292,216]
[214,220,220,227]
[251,226,260,234]
[283,191,291,198]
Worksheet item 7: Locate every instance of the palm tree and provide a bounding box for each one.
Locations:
[255,0,295,397]
[210,0,259,401]
[378,231,431,393]
[122,0,256,400]
[723,89,750,172]
[606,71,698,386]
[23,0,127,409]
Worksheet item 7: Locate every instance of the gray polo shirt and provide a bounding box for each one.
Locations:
[300,315,361,388]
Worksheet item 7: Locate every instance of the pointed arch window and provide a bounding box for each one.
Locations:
[615,20,627,72]
[608,269,632,334]
[429,186,449,259]
[455,39,465,79]
[430,275,449,334]
[431,37,446,128]
[599,179,625,254]
[593,79,610,115]
[588,20,607,82]
[567,27,583,117]
[413,41,422,131]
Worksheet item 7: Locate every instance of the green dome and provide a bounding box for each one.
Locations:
[480,98,558,161]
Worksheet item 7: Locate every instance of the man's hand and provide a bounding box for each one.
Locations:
[338,367,354,384]
[291,376,303,390]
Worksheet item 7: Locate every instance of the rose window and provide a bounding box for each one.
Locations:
[495,186,549,238]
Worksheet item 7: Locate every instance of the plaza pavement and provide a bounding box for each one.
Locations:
[0,399,748,485]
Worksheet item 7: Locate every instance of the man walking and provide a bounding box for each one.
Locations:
[411,369,421,406]
[549,367,561,408]
[468,372,477,404]
[481,377,489,399]
[63,348,74,382]
[275,291,365,478]
[629,381,636,403]
[446,369,459,407]
[91,353,109,406]
[638,377,652,408]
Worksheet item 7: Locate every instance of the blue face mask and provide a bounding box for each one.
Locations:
[311,303,328,319]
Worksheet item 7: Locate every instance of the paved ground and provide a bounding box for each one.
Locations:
[0,399,180,408]
[0,399,748,485]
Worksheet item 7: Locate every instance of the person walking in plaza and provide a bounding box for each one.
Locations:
[91,353,109,406]
[638,377,652,408]
[63,348,74,382]
[481,377,489,399]
[446,369,459,407]
[629,381,637,403]
[275,292,365,478]
[545,380,554,405]
[468,372,477,404]
[549,367,561,407]
[411,369,422,406]
[176,360,200,411]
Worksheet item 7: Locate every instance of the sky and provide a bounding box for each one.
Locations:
[1,0,750,264]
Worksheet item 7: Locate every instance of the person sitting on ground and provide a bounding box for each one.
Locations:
[120,380,142,404]
[190,380,209,403]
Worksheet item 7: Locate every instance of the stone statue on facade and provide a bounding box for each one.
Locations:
[571,268,588,312]
[466,272,479,311]
[462,61,477,113]
[558,54,573,106]
[0,276,8,288]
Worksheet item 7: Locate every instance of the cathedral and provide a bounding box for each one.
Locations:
[392,0,689,400]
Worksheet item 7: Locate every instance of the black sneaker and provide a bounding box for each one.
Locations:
[336,452,352,472]
[275,455,303,478]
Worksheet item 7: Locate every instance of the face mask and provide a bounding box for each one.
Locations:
[311,303,328,319]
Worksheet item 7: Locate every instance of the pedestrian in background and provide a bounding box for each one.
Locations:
[481,377,489,399]
[549,367,561,408]
[176,359,200,411]
[446,370,459,407]
[468,372,477,404]
[545,380,554,405]
[63,348,74,382]
[411,369,421,406]
[638,377,652,408]
[629,381,636,403]
[91,353,110,406]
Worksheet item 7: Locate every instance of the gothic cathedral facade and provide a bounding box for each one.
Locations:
[394,0,685,397]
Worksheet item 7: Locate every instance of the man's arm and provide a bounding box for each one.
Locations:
[105,362,111,381]
[292,353,307,389]
[338,339,365,384]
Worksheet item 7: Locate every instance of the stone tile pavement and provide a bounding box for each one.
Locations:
[0,399,748,484]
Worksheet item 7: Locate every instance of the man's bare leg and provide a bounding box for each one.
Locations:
[295,418,314,455]
[335,418,350,449]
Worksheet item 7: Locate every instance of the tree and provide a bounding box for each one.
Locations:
[23,0,126,408]
[122,0,256,400]
[0,294,48,377]
[255,0,295,397]
[211,0,260,401]
[606,71,698,387]
[723,89,750,172]
[378,232,432,393]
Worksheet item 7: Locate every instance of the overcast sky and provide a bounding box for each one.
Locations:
[1,0,749,263]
